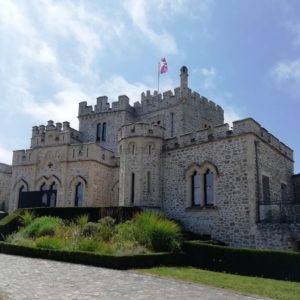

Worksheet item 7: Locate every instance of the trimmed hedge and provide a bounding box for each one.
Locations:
[0,207,141,240]
[0,242,185,270]
[183,241,300,282]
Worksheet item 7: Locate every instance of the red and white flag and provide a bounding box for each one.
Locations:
[160,57,168,74]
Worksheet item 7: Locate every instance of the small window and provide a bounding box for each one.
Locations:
[204,169,214,206]
[75,182,84,207]
[262,176,271,202]
[131,173,135,204]
[96,123,101,141]
[191,171,201,206]
[171,113,174,137]
[131,144,135,155]
[281,183,287,202]
[102,122,106,141]
[147,172,151,194]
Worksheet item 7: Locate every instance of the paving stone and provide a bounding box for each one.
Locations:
[0,254,268,300]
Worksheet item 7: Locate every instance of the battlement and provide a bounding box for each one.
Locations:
[13,143,117,167]
[78,95,134,116]
[31,120,82,148]
[163,118,293,159]
[78,87,224,118]
[118,122,165,141]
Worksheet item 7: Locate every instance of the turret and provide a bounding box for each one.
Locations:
[118,123,164,207]
[180,65,189,100]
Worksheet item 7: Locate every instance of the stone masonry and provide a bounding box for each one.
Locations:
[0,66,299,250]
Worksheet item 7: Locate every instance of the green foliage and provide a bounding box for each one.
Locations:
[35,236,64,250]
[140,267,300,300]
[5,232,34,247]
[82,222,99,237]
[21,210,35,227]
[98,216,115,241]
[22,216,63,238]
[77,238,98,252]
[76,215,89,227]
[134,211,182,252]
[183,241,300,282]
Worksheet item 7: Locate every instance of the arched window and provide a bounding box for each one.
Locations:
[75,182,84,207]
[204,169,214,206]
[48,182,57,207]
[96,123,101,141]
[185,162,217,208]
[102,122,106,141]
[191,171,201,206]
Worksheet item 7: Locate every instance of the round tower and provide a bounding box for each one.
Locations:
[180,65,189,100]
[118,122,164,207]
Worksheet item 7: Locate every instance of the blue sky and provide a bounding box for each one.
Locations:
[0,0,299,173]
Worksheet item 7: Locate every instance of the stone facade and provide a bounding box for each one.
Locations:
[0,163,12,211]
[1,66,299,250]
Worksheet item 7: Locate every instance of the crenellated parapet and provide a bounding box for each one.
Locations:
[118,122,165,142]
[78,95,134,116]
[163,118,293,160]
[12,143,117,167]
[31,120,82,148]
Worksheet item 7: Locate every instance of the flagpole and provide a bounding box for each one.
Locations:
[157,62,160,93]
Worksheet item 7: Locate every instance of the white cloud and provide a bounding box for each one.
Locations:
[194,67,217,90]
[273,59,300,82]
[123,0,214,55]
[272,59,300,97]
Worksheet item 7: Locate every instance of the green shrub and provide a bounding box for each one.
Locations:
[76,215,89,227]
[82,222,100,237]
[5,232,35,247]
[96,241,114,255]
[21,210,35,227]
[134,211,182,252]
[98,216,115,241]
[35,236,64,250]
[77,238,98,252]
[22,216,64,238]
[183,241,300,282]
[113,220,138,244]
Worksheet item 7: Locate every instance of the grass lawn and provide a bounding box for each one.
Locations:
[136,267,300,300]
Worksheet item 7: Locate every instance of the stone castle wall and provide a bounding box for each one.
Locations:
[0,164,12,211]
[10,143,118,211]
[293,174,300,202]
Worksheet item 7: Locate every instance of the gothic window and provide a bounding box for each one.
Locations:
[102,122,106,141]
[204,169,214,206]
[131,173,135,204]
[191,171,201,206]
[281,183,287,202]
[75,182,84,207]
[262,175,271,202]
[96,123,101,141]
[186,162,217,209]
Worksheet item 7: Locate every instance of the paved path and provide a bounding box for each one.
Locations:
[0,254,267,300]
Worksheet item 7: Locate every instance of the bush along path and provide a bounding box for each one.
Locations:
[4,210,183,255]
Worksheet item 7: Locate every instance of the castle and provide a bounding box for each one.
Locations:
[0,66,299,250]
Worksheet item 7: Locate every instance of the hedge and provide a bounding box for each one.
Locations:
[183,241,300,282]
[0,242,186,270]
[0,207,141,240]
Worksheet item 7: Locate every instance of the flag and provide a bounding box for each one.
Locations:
[160,58,168,74]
